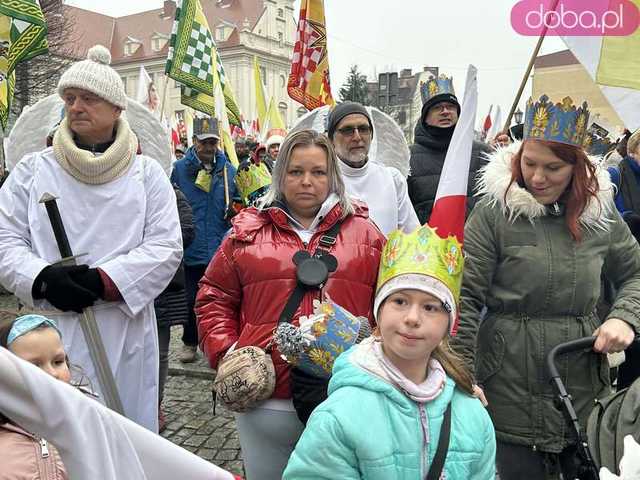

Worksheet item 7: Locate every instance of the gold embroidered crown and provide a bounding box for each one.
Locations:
[376,225,464,304]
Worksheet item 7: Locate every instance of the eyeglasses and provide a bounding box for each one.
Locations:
[336,124,372,137]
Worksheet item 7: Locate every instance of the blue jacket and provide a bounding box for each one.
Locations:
[608,157,640,215]
[170,147,238,266]
[283,343,496,480]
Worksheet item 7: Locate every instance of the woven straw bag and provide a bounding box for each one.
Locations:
[213,346,276,412]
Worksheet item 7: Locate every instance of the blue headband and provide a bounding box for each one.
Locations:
[7,314,62,345]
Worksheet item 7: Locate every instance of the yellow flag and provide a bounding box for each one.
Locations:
[263,96,286,135]
[253,56,267,131]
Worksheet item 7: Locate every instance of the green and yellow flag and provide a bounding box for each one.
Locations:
[165,0,241,126]
[0,0,48,129]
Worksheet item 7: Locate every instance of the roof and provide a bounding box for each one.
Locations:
[63,0,265,64]
[534,49,580,69]
[63,7,115,59]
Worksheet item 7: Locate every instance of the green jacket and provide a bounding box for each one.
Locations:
[452,142,640,453]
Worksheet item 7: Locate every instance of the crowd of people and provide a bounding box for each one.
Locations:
[0,43,639,480]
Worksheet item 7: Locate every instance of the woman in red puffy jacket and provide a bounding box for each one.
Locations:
[196,129,385,480]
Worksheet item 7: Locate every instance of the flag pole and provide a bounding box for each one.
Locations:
[502,0,561,133]
[159,74,170,122]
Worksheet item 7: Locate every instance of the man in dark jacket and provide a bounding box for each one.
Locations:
[170,117,238,363]
[408,74,492,224]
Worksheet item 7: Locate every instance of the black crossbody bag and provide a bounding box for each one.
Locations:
[278,220,342,424]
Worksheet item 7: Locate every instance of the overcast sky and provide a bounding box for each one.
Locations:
[65,0,568,128]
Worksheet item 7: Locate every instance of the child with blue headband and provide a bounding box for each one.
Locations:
[0,312,69,479]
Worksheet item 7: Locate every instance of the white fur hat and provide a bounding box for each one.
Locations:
[57,45,127,110]
[266,135,284,148]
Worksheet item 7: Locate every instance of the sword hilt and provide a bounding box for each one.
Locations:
[39,193,73,258]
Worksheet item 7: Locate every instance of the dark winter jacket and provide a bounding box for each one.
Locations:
[154,187,194,328]
[407,121,491,224]
[196,200,385,399]
[452,142,640,453]
[170,147,238,266]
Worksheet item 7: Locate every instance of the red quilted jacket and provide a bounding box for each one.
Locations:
[196,201,385,398]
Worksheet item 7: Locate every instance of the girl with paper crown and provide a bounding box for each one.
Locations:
[452,94,640,479]
[283,224,496,480]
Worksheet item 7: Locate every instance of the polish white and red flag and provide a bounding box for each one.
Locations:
[482,104,492,137]
[428,64,478,244]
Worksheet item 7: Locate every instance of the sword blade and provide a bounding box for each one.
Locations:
[39,193,125,415]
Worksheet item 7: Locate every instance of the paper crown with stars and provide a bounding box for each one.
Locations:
[376,225,464,309]
[274,299,362,379]
[235,162,272,205]
[523,94,590,148]
[420,74,456,105]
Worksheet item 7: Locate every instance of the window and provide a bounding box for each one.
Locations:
[278,101,288,121]
[278,32,284,48]
[216,26,226,42]
[398,109,407,125]
[278,8,284,17]
[123,39,141,57]
[151,36,168,52]
[260,66,267,86]
[279,74,286,88]
[297,107,307,118]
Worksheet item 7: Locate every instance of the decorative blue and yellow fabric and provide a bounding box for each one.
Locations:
[523,94,590,148]
[275,300,361,378]
[420,74,455,105]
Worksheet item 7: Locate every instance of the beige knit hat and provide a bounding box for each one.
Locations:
[57,45,127,110]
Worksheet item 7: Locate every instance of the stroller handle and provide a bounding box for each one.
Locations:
[546,337,596,380]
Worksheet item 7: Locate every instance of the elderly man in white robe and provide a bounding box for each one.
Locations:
[0,45,182,432]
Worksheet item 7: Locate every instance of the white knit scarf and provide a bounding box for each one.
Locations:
[53,117,138,185]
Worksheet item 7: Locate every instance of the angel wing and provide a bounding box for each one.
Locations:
[290,105,410,177]
[6,95,172,174]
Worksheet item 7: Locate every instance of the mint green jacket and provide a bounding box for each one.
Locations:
[283,345,496,480]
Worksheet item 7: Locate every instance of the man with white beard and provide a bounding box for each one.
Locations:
[326,102,419,235]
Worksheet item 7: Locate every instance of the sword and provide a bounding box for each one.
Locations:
[39,192,125,415]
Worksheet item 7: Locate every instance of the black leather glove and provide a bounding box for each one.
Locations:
[32,264,98,313]
[69,267,104,299]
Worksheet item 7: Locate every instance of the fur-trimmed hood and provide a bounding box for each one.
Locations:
[475,141,616,231]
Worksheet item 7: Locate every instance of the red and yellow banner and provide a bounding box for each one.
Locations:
[287,0,335,110]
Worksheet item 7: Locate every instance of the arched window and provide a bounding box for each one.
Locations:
[278,102,288,121]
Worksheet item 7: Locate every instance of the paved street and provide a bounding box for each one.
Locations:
[0,293,245,478]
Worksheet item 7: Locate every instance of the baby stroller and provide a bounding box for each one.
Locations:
[547,337,640,479]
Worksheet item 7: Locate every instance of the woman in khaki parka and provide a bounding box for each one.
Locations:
[453,95,640,480]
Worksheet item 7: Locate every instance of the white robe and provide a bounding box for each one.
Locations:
[0,347,235,480]
[0,148,183,432]
[339,160,420,236]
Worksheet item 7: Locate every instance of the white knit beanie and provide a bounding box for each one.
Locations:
[57,45,127,110]
[374,274,457,335]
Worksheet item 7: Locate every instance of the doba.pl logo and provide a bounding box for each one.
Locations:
[511,0,640,36]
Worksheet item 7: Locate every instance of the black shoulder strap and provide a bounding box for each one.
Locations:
[277,220,342,324]
[426,401,452,480]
